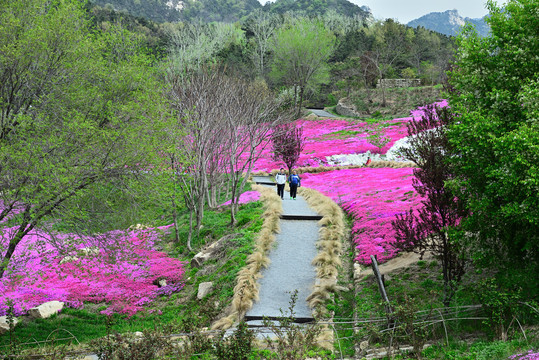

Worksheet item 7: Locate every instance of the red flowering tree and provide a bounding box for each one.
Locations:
[392,104,468,306]
[271,123,306,174]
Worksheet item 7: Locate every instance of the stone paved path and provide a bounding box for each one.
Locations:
[246,180,321,323]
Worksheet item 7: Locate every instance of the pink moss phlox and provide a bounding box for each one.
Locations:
[302,167,423,264]
[509,351,539,360]
[250,101,448,172]
[0,224,185,316]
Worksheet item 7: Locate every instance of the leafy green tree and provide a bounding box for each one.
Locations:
[446,0,539,295]
[270,18,335,116]
[0,0,166,277]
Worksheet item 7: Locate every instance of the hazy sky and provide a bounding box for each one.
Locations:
[259,0,492,24]
[350,0,489,23]
[352,0,494,24]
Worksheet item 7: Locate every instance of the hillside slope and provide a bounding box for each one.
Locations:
[263,0,372,19]
[89,0,261,23]
[89,0,372,23]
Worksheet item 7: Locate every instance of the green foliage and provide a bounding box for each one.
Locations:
[270,18,336,114]
[86,3,169,58]
[213,321,255,359]
[89,0,261,23]
[367,124,391,152]
[446,0,539,297]
[0,0,169,276]
[262,291,324,359]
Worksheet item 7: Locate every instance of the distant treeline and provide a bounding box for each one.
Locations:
[86,3,455,107]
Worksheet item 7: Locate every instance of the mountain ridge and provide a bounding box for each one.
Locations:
[407,9,489,37]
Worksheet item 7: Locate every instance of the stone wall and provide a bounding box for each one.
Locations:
[376,78,421,88]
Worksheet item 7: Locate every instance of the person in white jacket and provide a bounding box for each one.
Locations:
[275,168,287,200]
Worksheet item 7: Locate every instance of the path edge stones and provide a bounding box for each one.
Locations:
[211,184,282,330]
[299,187,347,350]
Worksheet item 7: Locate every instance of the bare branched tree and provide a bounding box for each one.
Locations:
[247,10,279,77]
[169,68,288,236]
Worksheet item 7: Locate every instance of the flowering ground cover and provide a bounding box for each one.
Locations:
[301,168,423,264]
[0,225,185,317]
[252,101,447,172]
[219,190,260,207]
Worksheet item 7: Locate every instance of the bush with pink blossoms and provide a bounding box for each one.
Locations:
[301,168,423,264]
[509,351,539,360]
[0,225,186,317]
[219,190,260,207]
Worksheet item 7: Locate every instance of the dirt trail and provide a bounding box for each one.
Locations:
[358,251,433,278]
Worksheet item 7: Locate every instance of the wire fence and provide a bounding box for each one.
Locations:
[0,304,493,359]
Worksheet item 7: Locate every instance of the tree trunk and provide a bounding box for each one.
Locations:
[0,223,33,279]
[187,211,194,252]
[172,199,181,244]
[297,85,305,118]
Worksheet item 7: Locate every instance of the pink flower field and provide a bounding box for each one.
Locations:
[302,168,422,264]
[252,101,447,172]
[0,225,185,317]
[0,102,441,318]
[255,102,448,264]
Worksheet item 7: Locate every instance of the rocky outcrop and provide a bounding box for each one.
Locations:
[0,316,18,334]
[191,233,239,268]
[335,98,360,117]
[408,9,489,37]
[28,301,64,319]
[197,282,213,300]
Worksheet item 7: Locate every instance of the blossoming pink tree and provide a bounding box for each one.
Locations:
[271,123,306,174]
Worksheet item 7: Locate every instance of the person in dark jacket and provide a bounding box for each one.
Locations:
[288,170,301,200]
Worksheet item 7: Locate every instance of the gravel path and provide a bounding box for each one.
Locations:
[246,191,320,322]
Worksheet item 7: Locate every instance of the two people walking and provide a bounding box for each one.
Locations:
[275,168,301,200]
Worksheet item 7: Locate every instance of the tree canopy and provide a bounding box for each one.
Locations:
[0,0,167,277]
[270,18,336,115]
[446,0,539,294]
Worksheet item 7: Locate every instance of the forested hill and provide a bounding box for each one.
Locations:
[88,0,262,23]
[263,0,372,19]
[88,0,372,23]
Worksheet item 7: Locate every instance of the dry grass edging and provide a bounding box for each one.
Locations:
[211,184,282,330]
[299,187,347,350]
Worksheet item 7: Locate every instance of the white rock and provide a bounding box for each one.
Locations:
[78,247,100,256]
[158,279,167,287]
[60,255,80,264]
[0,316,18,334]
[28,301,64,319]
[197,282,213,300]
